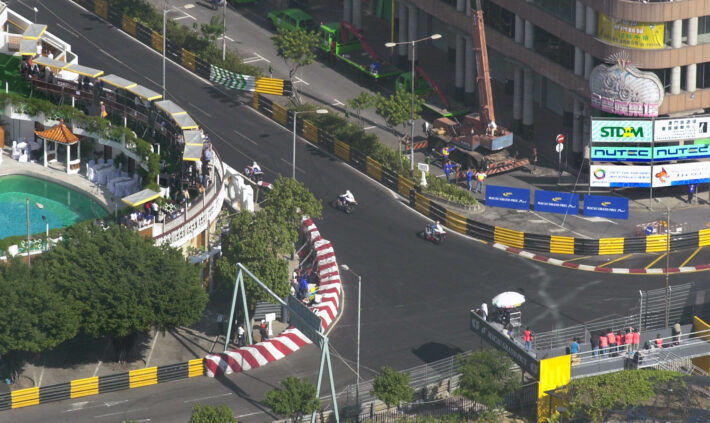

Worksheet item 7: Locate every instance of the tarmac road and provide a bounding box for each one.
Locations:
[3,1,702,421]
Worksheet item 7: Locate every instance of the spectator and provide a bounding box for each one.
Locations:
[466,168,474,192]
[632,328,640,352]
[599,333,608,356]
[606,329,616,354]
[523,327,533,352]
[655,333,663,348]
[590,334,599,357]
[444,161,453,184]
[259,320,269,341]
[480,302,488,321]
[237,323,245,347]
[216,313,224,335]
[474,170,486,193]
[569,337,579,355]
[672,323,682,346]
[688,183,697,204]
[624,329,633,353]
[532,147,538,172]
[616,331,624,355]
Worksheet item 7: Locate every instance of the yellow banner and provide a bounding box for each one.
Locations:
[598,14,664,49]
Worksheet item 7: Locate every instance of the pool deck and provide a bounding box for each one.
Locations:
[0,150,122,215]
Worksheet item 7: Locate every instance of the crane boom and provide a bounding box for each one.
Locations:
[470,0,495,127]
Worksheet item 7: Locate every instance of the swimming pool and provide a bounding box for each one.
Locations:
[0,175,108,239]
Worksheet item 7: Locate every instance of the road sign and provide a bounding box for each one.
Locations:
[417,163,429,172]
[556,134,565,144]
[555,143,564,153]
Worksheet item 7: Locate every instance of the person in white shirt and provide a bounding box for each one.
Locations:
[339,190,356,206]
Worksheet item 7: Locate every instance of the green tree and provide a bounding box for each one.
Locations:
[347,92,375,128]
[263,175,323,246]
[43,225,208,357]
[564,369,683,422]
[0,262,81,379]
[375,87,423,140]
[189,404,238,423]
[200,15,225,43]
[372,366,415,410]
[271,27,319,102]
[457,349,520,411]
[215,211,291,308]
[263,376,320,423]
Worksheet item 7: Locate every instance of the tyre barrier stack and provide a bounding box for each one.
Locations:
[203,217,342,377]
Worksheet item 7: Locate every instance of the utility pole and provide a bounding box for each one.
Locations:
[162,6,167,98]
[222,0,227,61]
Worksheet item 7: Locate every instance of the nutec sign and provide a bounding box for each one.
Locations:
[591,119,653,143]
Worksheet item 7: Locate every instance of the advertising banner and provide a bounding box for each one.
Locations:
[654,116,710,141]
[651,162,710,187]
[591,144,710,162]
[591,146,652,162]
[597,13,664,49]
[534,190,579,215]
[591,119,653,143]
[590,165,651,187]
[583,195,629,220]
[485,185,530,210]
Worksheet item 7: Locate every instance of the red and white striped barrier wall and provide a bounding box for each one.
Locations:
[204,216,342,377]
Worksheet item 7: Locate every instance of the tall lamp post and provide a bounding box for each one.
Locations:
[385,34,442,177]
[654,198,671,327]
[340,264,361,405]
[222,0,227,61]
[162,6,167,98]
[33,7,38,23]
[292,109,328,179]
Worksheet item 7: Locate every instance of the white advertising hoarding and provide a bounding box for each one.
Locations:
[651,162,710,187]
[654,116,710,141]
[590,165,652,187]
[591,162,710,187]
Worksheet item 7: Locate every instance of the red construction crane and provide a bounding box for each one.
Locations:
[470,0,495,127]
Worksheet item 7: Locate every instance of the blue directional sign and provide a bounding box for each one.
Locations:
[534,190,579,215]
[583,195,629,220]
[485,185,530,210]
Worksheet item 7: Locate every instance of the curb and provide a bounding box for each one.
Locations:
[490,242,710,274]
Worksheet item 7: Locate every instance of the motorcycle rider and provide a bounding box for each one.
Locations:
[339,190,356,208]
[427,220,445,238]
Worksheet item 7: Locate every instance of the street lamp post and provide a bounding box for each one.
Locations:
[162,7,167,98]
[33,7,38,23]
[222,0,227,61]
[654,198,671,327]
[292,109,328,179]
[26,198,30,268]
[385,34,442,177]
[340,264,361,405]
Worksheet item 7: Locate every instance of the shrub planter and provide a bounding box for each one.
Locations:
[421,192,484,213]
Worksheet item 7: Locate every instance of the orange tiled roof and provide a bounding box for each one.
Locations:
[34,120,79,145]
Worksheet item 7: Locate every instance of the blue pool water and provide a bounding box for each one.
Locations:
[0,175,108,239]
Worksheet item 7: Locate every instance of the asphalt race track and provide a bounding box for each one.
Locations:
[2,1,702,421]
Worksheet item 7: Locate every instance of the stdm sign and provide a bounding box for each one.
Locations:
[591,119,653,143]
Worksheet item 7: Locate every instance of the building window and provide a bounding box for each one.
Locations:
[697,62,710,89]
[534,0,574,25]
[481,0,515,39]
[533,27,574,71]
[439,0,457,7]
[650,68,670,92]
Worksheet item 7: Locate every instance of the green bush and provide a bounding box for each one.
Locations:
[423,174,478,206]
[106,0,262,76]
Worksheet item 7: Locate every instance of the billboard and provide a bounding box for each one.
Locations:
[583,195,629,220]
[654,117,710,141]
[597,13,665,49]
[652,162,710,187]
[591,119,653,143]
[590,64,663,117]
[534,191,579,215]
[590,165,651,187]
[591,144,710,162]
[485,185,530,210]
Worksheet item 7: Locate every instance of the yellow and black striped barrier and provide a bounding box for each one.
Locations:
[0,359,205,411]
[250,93,710,257]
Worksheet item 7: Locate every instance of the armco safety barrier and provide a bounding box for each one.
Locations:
[71,0,292,96]
[253,93,710,257]
[0,359,203,410]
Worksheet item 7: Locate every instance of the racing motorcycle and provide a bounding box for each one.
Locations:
[423,224,446,244]
[333,197,357,214]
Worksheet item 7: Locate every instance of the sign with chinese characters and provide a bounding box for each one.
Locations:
[591,119,653,143]
[651,162,710,187]
[590,165,651,188]
[654,116,710,141]
[590,64,664,117]
[597,13,665,49]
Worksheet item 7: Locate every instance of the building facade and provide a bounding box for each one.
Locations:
[373,0,710,160]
